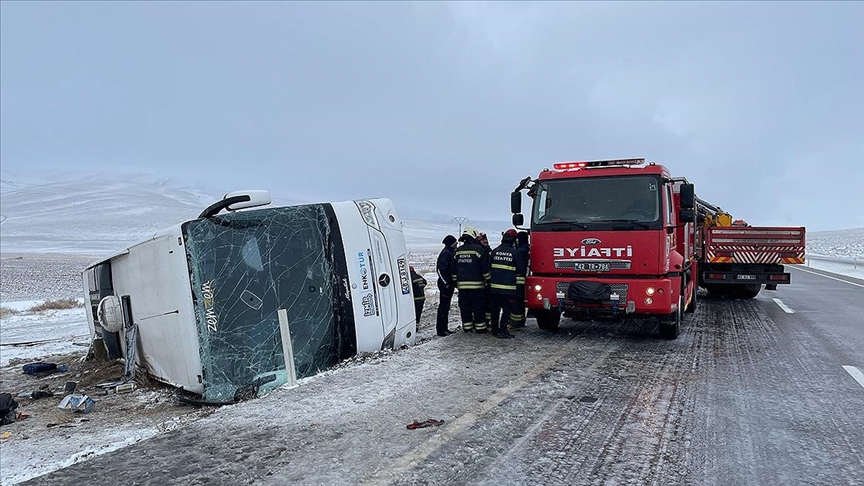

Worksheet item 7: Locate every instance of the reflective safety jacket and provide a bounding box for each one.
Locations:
[490,241,527,295]
[452,238,490,290]
[411,271,427,301]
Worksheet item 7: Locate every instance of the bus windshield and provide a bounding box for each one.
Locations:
[532,175,663,229]
[182,204,355,403]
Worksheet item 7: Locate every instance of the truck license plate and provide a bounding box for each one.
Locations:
[737,274,756,280]
[574,262,611,272]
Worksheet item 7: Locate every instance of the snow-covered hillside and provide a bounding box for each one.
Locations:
[806,227,864,259]
[0,172,509,256]
[2,172,862,263]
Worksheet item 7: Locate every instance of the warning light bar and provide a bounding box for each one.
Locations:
[553,158,645,170]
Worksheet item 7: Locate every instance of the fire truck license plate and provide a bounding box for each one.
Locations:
[737,274,756,280]
[574,262,611,272]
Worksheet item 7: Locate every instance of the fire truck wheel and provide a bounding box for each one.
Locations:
[536,310,561,331]
[659,295,682,340]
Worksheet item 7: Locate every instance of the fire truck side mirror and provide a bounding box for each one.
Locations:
[512,213,524,227]
[679,184,695,209]
[679,208,696,223]
[510,191,522,214]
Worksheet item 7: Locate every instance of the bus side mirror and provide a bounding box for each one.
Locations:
[679,208,696,223]
[679,184,695,209]
[510,191,522,214]
[512,214,524,226]
[198,190,272,218]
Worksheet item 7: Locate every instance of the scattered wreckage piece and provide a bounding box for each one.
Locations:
[58,394,95,414]
[406,419,445,430]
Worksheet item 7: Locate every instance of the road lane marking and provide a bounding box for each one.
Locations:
[772,298,795,313]
[790,266,864,288]
[842,366,864,389]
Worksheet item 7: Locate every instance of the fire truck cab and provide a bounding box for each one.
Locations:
[511,158,698,339]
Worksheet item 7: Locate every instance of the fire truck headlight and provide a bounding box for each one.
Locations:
[536,294,544,301]
[533,284,542,292]
[646,287,655,296]
[644,297,653,305]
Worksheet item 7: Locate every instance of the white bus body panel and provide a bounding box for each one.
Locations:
[330,199,416,351]
[84,224,204,394]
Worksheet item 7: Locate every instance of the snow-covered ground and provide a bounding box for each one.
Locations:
[1,174,862,484]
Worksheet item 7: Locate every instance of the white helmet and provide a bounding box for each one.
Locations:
[462,225,478,238]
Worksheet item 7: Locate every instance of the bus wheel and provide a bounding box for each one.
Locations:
[659,295,682,340]
[536,310,561,331]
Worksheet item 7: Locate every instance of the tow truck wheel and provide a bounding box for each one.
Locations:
[536,310,561,331]
[737,284,761,299]
[659,295,682,340]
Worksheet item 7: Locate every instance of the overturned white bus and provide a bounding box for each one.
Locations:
[82,191,416,403]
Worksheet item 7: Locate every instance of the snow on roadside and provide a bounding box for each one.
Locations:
[0,303,91,367]
[0,303,90,366]
[800,259,864,280]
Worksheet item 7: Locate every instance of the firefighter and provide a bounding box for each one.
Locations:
[409,266,427,323]
[435,235,458,336]
[509,230,530,330]
[489,229,524,338]
[476,232,493,327]
[452,226,490,333]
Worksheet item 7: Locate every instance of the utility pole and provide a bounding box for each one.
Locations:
[451,217,468,235]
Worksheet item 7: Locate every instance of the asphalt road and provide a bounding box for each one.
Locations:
[25,268,864,485]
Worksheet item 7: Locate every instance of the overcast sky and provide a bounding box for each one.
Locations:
[1,1,862,231]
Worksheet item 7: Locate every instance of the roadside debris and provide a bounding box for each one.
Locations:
[58,394,95,414]
[29,390,54,400]
[47,418,90,428]
[22,362,69,376]
[406,419,444,430]
[1,393,19,425]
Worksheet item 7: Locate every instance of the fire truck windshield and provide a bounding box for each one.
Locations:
[531,175,662,229]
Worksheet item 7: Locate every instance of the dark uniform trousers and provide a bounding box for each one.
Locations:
[490,292,516,335]
[458,288,487,331]
[436,279,455,335]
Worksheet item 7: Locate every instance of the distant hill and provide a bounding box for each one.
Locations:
[7,171,855,258]
[807,227,864,259]
[0,171,509,255]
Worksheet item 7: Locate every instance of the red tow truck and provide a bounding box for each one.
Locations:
[510,158,806,339]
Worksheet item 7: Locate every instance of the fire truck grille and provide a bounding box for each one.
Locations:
[554,260,632,270]
[556,282,629,303]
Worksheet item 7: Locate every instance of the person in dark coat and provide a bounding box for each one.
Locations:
[435,234,458,336]
[410,266,427,323]
[489,229,524,338]
[452,226,490,333]
[510,230,530,330]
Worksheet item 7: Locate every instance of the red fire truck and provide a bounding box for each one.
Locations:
[510,158,806,339]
